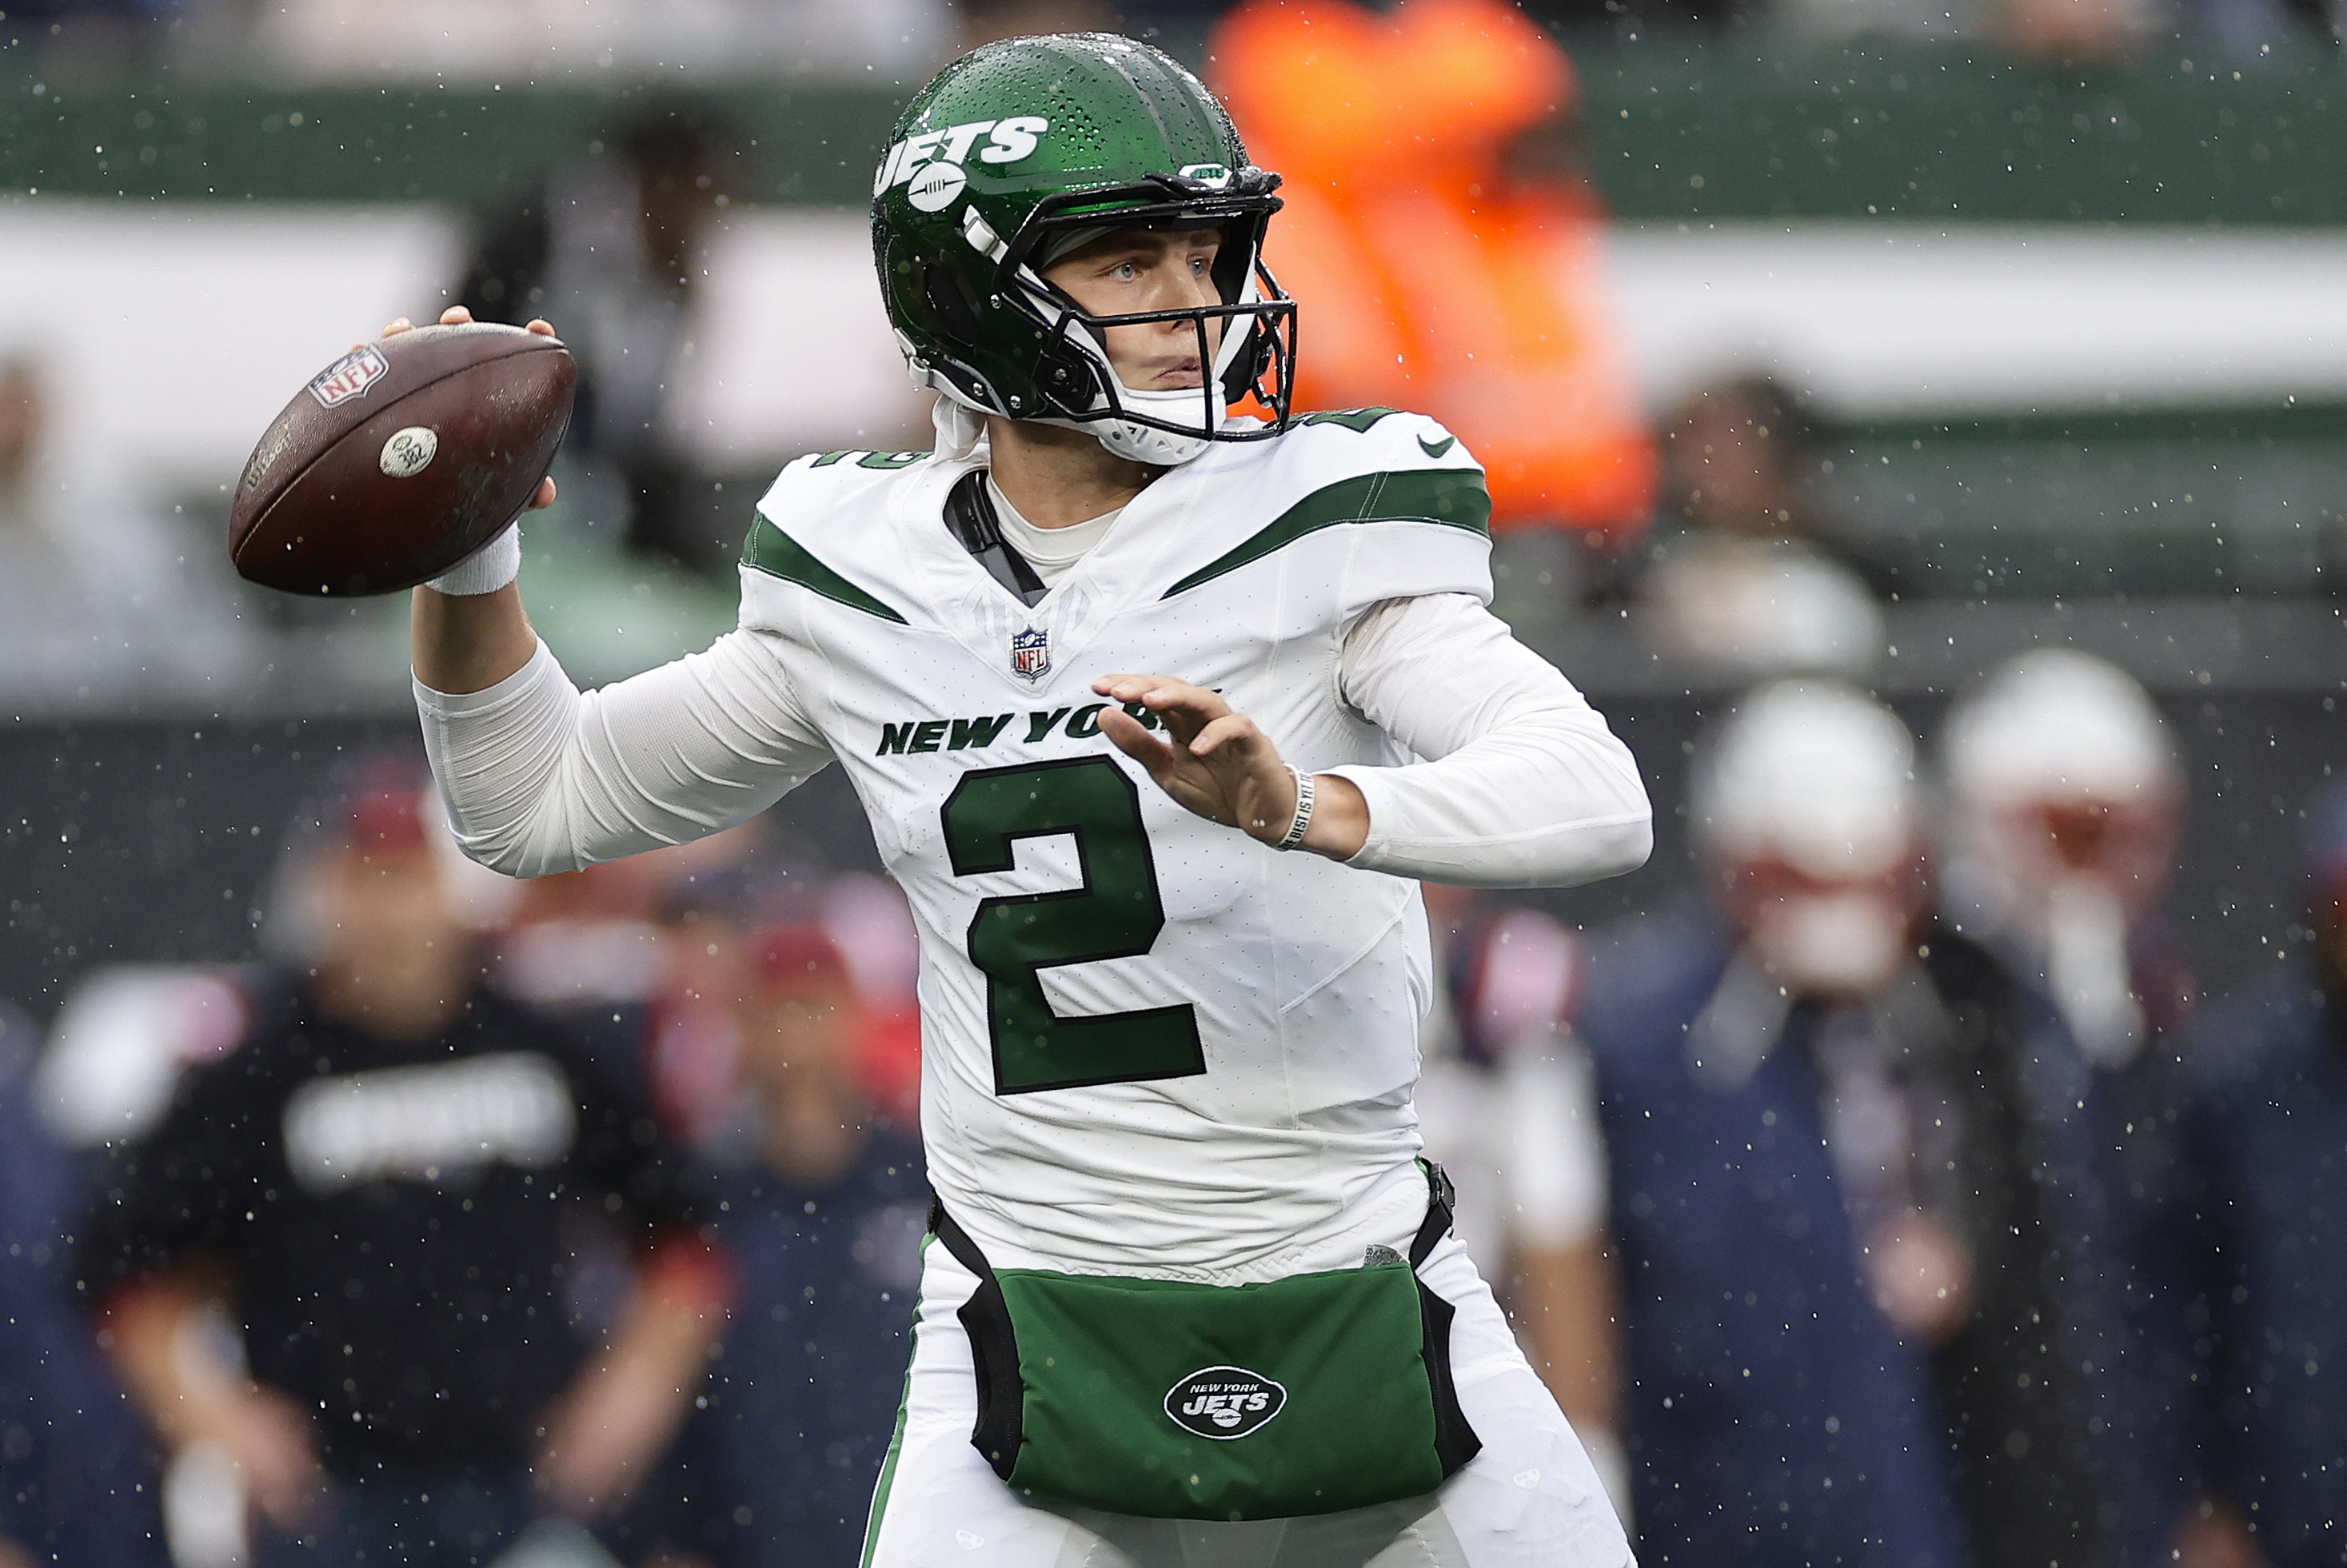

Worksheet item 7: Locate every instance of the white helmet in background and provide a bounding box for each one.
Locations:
[1692,680,1923,996]
[1944,648,2177,833]
[1940,648,2181,1066]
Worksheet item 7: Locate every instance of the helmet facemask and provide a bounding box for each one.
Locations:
[930,171,1297,466]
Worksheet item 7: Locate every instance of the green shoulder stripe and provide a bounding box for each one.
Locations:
[1294,408,1403,433]
[741,517,910,624]
[1162,468,1490,600]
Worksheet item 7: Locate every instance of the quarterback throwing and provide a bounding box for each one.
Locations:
[405,33,1650,1568]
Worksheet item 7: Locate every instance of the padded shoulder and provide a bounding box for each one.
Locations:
[751,445,936,528]
[737,449,940,627]
[1273,406,1486,491]
[1163,410,1491,604]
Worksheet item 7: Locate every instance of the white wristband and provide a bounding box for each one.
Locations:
[1274,764,1315,852]
[425,523,521,596]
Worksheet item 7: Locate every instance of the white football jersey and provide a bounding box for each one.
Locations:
[738,409,1493,1279]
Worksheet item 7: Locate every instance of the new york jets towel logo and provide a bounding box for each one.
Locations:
[1164,1366,1287,1440]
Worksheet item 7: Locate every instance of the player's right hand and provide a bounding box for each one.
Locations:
[1093,675,1295,842]
[378,305,561,513]
[1093,674,1370,859]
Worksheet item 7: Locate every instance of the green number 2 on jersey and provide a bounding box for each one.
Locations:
[941,756,1205,1095]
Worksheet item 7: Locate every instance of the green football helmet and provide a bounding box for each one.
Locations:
[872,32,1297,465]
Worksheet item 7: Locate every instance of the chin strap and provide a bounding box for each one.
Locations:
[1029,384,1229,466]
[928,373,1222,471]
[932,394,988,462]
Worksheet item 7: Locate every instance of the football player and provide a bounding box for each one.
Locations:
[400,34,1650,1568]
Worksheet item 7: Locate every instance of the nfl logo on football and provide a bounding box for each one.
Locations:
[1010,626,1050,682]
[307,345,389,409]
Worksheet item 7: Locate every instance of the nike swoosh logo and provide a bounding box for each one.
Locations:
[1418,434,1456,458]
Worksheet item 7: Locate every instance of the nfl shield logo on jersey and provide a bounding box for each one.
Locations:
[1010,626,1050,682]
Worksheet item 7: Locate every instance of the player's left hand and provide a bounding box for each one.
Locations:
[1093,675,1368,859]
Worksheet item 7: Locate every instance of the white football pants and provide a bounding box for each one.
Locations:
[860,1234,1636,1568]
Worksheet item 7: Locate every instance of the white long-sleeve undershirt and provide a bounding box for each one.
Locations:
[1324,592,1651,888]
[414,592,1650,890]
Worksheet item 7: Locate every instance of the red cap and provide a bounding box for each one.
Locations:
[342,758,432,852]
[749,923,852,998]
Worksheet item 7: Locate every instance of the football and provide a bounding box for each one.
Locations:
[229,322,577,597]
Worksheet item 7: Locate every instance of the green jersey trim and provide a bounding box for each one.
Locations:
[742,517,911,625]
[1161,469,1491,600]
[1292,407,1403,433]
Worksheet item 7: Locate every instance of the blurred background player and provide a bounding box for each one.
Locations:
[459,102,740,574]
[2154,784,2347,1568]
[616,922,926,1568]
[1575,679,2107,1568]
[0,991,172,1568]
[1940,648,2193,1078]
[76,762,732,1568]
[1938,647,2197,1568]
[1211,0,1656,636]
[616,848,923,1152]
[1634,376,1888,679]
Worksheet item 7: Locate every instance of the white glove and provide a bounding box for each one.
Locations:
[425,523,521,596]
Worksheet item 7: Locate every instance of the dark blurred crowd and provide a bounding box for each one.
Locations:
[3,767,928,1568]
[1552,652,2347,1568]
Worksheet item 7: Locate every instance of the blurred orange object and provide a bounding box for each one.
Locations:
[1214,0,1656,541]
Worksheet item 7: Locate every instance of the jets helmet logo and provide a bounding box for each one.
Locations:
[1164,1366,1287,1440]
[1010,625,1050,681]
[875,116,1052,212]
